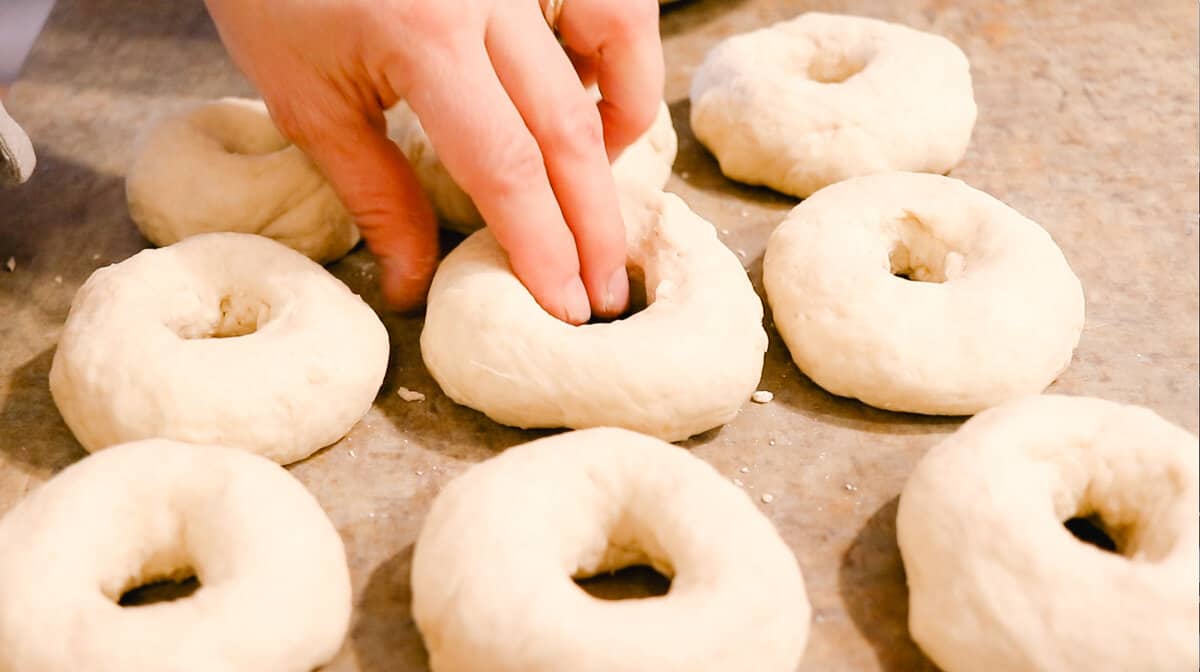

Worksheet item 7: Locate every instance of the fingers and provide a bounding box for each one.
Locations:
[397,47,593,324]
[487,5,629,319]
[565,47,598,88]
[558,0,664,159]
[269,91,439,311]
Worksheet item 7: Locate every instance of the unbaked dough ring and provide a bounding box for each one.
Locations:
[0,100,36,185]
[420,188,766,441]
[412,427,811,672]
[897,395,1200,672]
[385,94,677,234]
[0,438,352,672]
[763,172,1084,415]
[126,98,360,263]
[690,12,976,198]
[49,232,389,464]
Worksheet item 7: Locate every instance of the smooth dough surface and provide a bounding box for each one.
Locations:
[897,395,1200,672]
[0,439,352,672]
[690,12,976,197]
[763,172,1084,415]
[412,427,811,672]
[421,188,766,441]
[50,232,389,464]
[385,95,677,234]
[126,98,360,263]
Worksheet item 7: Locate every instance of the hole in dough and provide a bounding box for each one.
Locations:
[574,564,672,601]
[1064,514,1121,555]
[111,550,203,607]
[199,118,288,156]
[118,573,202,607]
[569,513,675,601]
[806,52,868,83]
[217,134,287,156]
[888,212,965,283]
[175,293,272,339]
[586,265,651,325]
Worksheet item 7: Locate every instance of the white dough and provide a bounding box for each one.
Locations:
[411,427,811,672]
[763,172,1084,415]
[0,439,352,672]
[49,232,390,464]
[0,100,36,185]
[897,395,1200,672]
[385,96,677,234]
[421,188,766,441]
[125,98,360,263]
[690,13,977,198]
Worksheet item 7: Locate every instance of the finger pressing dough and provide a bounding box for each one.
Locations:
[125,98,360,263]
[385,94,677,234]
[0,439,352,672]
[763,172,1084,415]
[421,188,766,441]
[50,232,389,464]
[897,395,1199,672]
[690,12,976,198]
[412,427,811,672]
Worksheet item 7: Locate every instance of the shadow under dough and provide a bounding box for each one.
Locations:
[0,347,88,474]
[837,496,941,672]
[351,544,431,672]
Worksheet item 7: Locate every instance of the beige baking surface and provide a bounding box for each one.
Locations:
[0,1,1196,670]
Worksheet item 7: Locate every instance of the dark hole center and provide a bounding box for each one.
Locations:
[1065,515,1119,554]
[118,575,201,607]
[574,565,671,601]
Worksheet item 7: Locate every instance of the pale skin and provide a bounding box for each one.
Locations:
[203,0,665,324]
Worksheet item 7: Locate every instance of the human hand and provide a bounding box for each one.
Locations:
[204,0,664,323]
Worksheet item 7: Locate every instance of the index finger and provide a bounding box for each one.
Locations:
[397,46,593,325]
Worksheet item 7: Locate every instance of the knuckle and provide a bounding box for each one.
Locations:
[481,133,547,195]
[608,0,659,39]
[544,101,605,156]
[408,4,457,35]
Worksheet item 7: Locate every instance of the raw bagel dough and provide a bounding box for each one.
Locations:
[126,98,360,263]
[690,12,976,198]
[0,439,352,672]
[0,100,36,185]
[50,232,389,464]
[412,427,811,672]
[763,172,1084,415]
[421,188,766,441]
[897,395,1200,672]
[385,95,677,234]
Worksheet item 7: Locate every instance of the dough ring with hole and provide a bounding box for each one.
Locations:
[420,188,766,441]
[763,172,1084,415]
[411,427,811,672]
[49,232,389,464]
[385,92,677,235]
[0,438,352,672]
[690,12,976,198]
[125,98,360,263]
[897,395,1200,671]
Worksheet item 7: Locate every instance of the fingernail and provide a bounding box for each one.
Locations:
[563,276,591,324]
[602,266,630,316]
